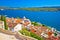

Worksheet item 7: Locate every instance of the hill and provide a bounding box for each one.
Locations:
[0,6,60,11]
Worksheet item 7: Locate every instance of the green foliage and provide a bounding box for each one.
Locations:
[42,24,46,26]
[54,33,57,36]
[16,17,20,19]
[1,15,4,21]
[31,22,41,26]
[30,32,44,40]
[1,15,8,30]
[42,24,51,30]
[19,29,44,40]
[19,8,58,11]
[46,26,51,30]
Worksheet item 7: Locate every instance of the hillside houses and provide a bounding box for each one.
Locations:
[6,17,31,32]
[0,15,60,40]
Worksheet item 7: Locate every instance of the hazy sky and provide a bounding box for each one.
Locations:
[0,0,60,7]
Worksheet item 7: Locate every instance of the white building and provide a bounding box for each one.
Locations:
[23,16,31,26]
[0,21,4,29]
[51,28,56,32]
[41,32,48,38]
[14,24,22,32]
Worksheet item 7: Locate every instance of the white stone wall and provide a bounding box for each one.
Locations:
[0,21,4,29]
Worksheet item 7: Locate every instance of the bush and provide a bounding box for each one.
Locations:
[19,29,44,40]
[31,22,41,26]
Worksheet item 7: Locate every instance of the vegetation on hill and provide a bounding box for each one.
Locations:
[19,8,58,11]
[19,29,44,40]
[31,22,51,30]
[0,7,60,11]
[31,22,42,26]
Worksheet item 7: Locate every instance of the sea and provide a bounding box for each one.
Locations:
[0,10,60,31]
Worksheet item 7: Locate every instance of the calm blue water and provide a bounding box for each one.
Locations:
[0,10,60,31]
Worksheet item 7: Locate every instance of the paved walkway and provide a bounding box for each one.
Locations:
[0,32,19,40]
[0,28,37,40]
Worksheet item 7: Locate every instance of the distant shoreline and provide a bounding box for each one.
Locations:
[0,6,60,11]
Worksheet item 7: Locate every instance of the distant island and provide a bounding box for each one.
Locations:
[0,6,60,11]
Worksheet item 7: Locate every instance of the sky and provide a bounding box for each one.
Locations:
[0,0,60,7]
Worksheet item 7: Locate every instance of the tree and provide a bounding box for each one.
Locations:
[4,16,8,30]
[42,24,46,26]
[1,15,8,30]
[31,22,41,26]
[54,33,57,36]
[1,15,4,21]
